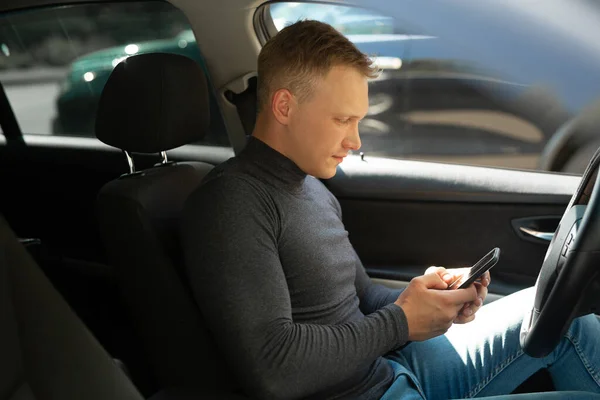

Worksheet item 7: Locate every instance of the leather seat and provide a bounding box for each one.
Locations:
[94,53,235,394]
[0,214,144,400]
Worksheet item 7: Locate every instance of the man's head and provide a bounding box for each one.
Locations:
[255,20,378,179]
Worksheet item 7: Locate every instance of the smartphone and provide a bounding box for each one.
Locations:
[447,247,500,290]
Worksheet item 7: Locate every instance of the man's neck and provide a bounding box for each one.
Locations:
[251,113,292,161]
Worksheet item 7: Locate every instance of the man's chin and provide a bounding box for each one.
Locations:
[316,168,338,180]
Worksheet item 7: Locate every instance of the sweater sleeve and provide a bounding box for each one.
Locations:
[181,176,408,400]
[354,259,405,314]
[325,186,405,315]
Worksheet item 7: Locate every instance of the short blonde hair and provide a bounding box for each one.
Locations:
[257,19,378,111]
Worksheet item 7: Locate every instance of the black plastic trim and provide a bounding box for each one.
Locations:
[4,134,234,165]
[327,156,581,204]
[0,82,22,141]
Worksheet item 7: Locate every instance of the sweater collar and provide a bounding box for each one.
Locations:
[239,136,307,192]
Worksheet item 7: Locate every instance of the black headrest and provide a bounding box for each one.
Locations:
[95,53,210,153]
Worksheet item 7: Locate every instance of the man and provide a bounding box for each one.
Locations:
[182,20,600,399]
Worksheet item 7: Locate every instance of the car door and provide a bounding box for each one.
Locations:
[324,155,578,302]
[341,0,600,299]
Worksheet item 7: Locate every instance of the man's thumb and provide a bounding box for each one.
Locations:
[425,265,444,275]
[421,272,449,290]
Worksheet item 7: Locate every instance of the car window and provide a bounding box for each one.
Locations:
[266,2,590,174]
[0,2,229,147]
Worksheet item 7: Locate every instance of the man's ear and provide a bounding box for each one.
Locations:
[271,88,294,125]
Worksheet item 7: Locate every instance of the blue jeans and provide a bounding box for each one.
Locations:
[381,288,600,399]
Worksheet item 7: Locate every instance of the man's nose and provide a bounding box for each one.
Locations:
[343,124,361,151]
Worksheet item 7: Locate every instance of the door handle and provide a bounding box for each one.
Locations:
[519,227,554,242]
[512,216,560,243]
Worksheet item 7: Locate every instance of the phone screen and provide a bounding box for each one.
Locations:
[447,247,500,290]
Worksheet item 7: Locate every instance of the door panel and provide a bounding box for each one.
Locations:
[325,156,581,297]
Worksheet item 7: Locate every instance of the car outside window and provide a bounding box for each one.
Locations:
[0,2,229,147]
[265,2,596,174]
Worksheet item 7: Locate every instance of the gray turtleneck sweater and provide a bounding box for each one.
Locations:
[182,137,409,400]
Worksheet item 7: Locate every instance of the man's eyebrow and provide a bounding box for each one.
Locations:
[334,113,367,119]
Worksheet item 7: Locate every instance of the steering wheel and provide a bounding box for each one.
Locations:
[520,146,600,357]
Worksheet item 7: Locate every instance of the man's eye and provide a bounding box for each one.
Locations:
[337,118,350,124]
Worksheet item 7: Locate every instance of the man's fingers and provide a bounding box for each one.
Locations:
[469,282,487,307]
[442,284,478,305]
[475,271,491,286]
[425,266,481,287]
[454,313,476,324]
[481,271,491,286]
[476,282,488,302]
[459,283,487,318]
[425,266,455,284]
[425,266,444,275]
[446,268,471,286]
[461,301,481,317]
[419,272,449,290]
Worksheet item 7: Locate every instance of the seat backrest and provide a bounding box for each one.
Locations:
[0,214,144,400]
[94,53,234,392]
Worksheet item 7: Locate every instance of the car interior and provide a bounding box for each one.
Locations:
[0,0,598,398]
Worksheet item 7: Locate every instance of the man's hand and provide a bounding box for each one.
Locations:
[394,273,478,341]
[426,266,490,324]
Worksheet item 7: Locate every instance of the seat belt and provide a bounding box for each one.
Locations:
[224,75,257,138]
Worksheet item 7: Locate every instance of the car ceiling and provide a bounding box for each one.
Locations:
[170,0,347,89]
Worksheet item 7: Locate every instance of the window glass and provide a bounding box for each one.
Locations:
[0,2,229,147]
[267,2,598,174]
[270,2,395,34]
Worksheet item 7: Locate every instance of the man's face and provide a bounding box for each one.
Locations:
[285,66,369,179]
